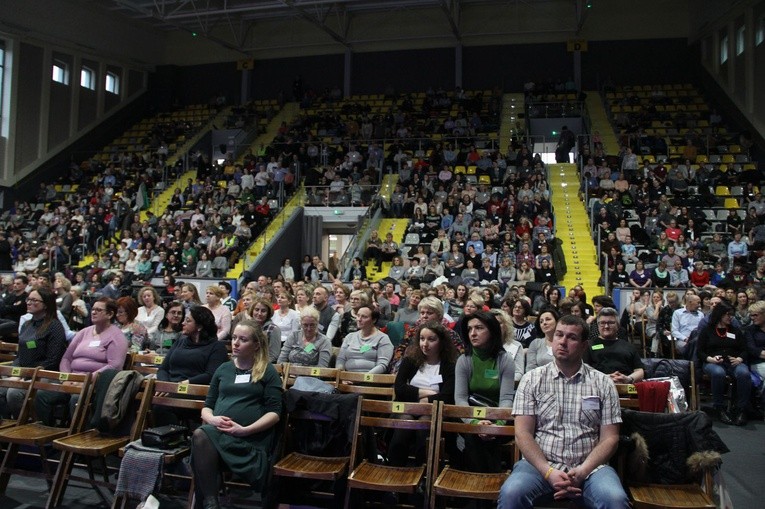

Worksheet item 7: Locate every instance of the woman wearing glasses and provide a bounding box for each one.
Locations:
[35,297,129,425]
[277,307,332,367]
[148,301,185,354]
[0,288,67,420]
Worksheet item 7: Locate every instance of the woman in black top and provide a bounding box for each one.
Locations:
[0,288,66,419]
[157,306,228,384]
[154,306,229,427]
[699,302,751,426]
[388,322,457,466]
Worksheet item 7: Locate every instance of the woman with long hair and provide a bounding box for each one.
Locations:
[191,320,282,509]
[699,301,751,426]
[388,321,457,467]
[249,297,283,363]
[272,291,300,344]
[734,291,752,327]
[136,287,165,336]
[149,301,184,353]
[455,311,515,472]
[54,275,73,322]
[157,306,228,385]
[0,288,67,419]
[180,283,203,310]
[525,308,559,372]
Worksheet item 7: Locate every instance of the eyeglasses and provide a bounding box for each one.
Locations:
[598,321,617,327]
[91,307,107,313]
[25,298,43,304]
[168,310,184,316]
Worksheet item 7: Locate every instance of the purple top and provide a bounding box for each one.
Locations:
[60,324,129,374]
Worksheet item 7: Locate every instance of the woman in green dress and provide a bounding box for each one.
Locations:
[191,319,283,509]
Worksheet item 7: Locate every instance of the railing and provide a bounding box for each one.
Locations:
[526,101,585,119]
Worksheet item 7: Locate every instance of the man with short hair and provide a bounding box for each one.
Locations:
[312,286,340,345]
[670,293,703,355]
[498,315,629,509]
[584,308,645,384]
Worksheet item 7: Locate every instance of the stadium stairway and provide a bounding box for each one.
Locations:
[365,218,409,282]
[499,93,525,152]
[238,102,300,163]
[549,163,602,298]
[584,91,619,154]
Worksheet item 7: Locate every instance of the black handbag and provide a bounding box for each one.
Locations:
[467,393,498,407]
[141,424,189,449]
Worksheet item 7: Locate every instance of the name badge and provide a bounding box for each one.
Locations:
[360,344,371,353]
[235,374,251,384]
[582,396,600,410]
[27,340,37,349]
[484,369,498,379]
[304,343,315,353]
[591,343,604,350]
[162,339,173,348]
[726,332,736,339]
[89,340,101,348]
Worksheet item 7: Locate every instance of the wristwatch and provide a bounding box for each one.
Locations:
[626,376,634,384]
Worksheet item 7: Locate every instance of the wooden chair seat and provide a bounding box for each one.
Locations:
[347,460,424,492]
[53,429,129,456]
[0,418,16,430]
[272,452,349,480]
[630,483,715,508]
[0,423,69,445]
[432,466,510,499]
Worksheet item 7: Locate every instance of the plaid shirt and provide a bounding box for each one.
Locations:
[513,361,621,471]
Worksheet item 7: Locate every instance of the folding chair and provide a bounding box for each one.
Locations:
[345,399,438,509]
[337,371,396,400]
[430,404,516,508]
[272,391,361,507]
[0,370,94,496]
[111,380,209,509]
[46,377,155,508]
[615,384,642,409]
[131,352,165,376]
[0,365,37,430]
[283,365,339,390]
[0,342,18,364]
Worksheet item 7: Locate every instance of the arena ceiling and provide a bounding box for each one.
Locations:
[88,0,595,56]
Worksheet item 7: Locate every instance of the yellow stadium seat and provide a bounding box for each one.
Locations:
[728,145,742,154]
[478,175,491,185]
[467,166,477,175]
[454,166,466,175]
[724,198,740,209]
[715,186,730,196]
[722,154,735,164]
[696,155,708,164]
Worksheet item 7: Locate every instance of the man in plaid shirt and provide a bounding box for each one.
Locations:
[498,314,630,509]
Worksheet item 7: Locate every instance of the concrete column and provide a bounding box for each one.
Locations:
[344,49,352,97]
[455,44,463,89]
